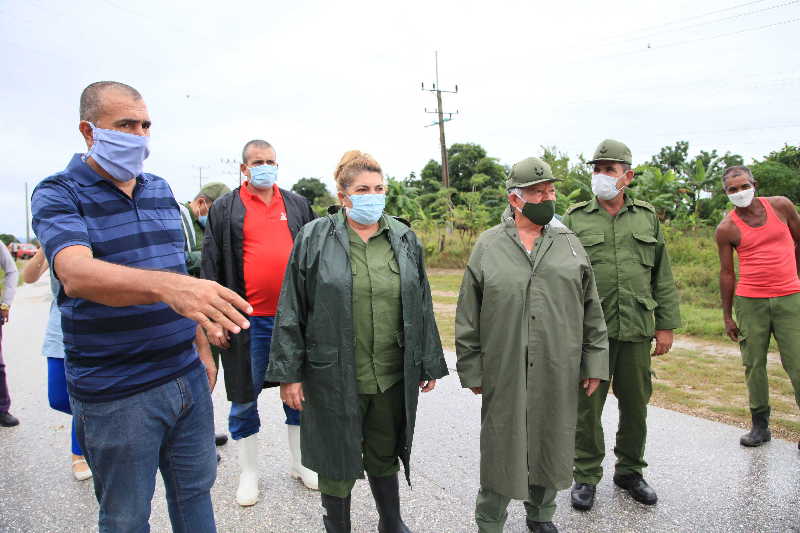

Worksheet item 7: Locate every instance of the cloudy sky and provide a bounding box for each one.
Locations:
[1,0,798,240]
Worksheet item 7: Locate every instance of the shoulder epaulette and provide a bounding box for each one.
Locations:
[565,200,591,215]
[632,199,656,212]
[391,216,411,227]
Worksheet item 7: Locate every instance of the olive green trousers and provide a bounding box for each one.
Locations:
[735,293,800,416]
[574,339,652,485]
[318,382,403,498]
[474,485,557,532]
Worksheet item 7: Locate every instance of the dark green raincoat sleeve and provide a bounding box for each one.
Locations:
[652,219,681,331]
[455,240,484,388]
[580,260,610,381]
[416,238,448,381]
[267,228,310,384]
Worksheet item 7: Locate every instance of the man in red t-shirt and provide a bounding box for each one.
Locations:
[201,140,317,506]
[716,165,800,450]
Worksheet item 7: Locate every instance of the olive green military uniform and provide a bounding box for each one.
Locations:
[563,142,680,485]
[318,218,408,498]
[457,158,610,531]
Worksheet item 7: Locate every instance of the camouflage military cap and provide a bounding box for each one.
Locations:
[198,182,231,202]
[505,157,561,190]
[588,139,632,165]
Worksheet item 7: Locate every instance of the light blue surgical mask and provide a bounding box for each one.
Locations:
[347,193,386,225]
[197,215,208,227]
[249,164,278,189]
[83,122,150,182]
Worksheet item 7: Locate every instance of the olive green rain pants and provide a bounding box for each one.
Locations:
[735,293,800,416]
[574,339,652,485]
[318,382,404,498]
[475,485,557,532]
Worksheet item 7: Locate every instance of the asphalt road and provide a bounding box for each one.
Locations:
[0,277,798,532]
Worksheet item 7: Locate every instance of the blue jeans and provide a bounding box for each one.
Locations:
[47,357,83,456]
[229,315,300,441]
[71,362,217,533]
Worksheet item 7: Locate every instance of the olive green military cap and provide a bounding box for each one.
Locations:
[505,157,561,190]
[588,139,632,165]
[197,182,231,202]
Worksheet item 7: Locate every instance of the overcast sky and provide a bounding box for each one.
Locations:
[1,0,798,240]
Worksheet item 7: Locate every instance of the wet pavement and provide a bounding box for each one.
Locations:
[0,277,798,532]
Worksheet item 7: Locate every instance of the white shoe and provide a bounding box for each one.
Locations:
[236,434,259,506]
[71,456,92,481]
[287,425,319,491]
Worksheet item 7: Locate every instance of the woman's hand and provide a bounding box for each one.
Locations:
[419,379,437,393]
[281,382,305,411]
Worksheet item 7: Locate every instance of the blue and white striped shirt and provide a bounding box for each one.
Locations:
[31,154,198,402]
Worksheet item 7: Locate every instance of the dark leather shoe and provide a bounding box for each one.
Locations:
[215,433,228,446]
[613,473,657,505]
[526,519,558,532]
[570,482,596,511]
[0,412,19,427]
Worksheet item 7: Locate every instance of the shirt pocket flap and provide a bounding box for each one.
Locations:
[632,233,658,245]
[307,346,338,364]
[579,233,605,247]
[636,295,658,311]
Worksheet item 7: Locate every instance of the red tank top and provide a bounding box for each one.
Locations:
[730,197,800,298]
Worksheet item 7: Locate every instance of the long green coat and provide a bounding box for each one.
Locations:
[267,211,448,484]
[455,217,609,499]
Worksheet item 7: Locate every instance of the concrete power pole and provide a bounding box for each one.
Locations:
[422,51,458,188]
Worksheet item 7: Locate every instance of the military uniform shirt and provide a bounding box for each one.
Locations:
[562,195,681,341]
[347,218,404,394]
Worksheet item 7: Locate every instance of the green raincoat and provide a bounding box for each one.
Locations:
[455,217,609,499]
[266,211,448,484]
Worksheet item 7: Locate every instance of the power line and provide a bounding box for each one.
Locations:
[622,0,772,37]
[609,0,799,46]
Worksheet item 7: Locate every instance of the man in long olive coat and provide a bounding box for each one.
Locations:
[456,157,609,533]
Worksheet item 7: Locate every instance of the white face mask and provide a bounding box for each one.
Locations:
[728,188,755,208]
[591,173,623,200]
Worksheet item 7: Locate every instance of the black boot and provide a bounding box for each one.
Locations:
[526,519,558,532]
[613,473,658,505]
[740,412,771,447]
[570,482,596,511]
[321,493,351,533]
[367,474,412,533]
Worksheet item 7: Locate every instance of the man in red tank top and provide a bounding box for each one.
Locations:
[715,165,800,450]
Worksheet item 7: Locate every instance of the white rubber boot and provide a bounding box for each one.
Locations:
[287,425,319,491]
[236,434,259,506]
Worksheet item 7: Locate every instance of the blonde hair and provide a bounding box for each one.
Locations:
[334,150,382,191]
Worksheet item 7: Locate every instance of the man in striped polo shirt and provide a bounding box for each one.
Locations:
[32,81,251,533]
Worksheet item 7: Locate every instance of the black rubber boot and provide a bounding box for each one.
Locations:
[740,412,771,447]
[570,482,596,511]
[526,519,559,532]
[321,493,351,533]
[367,474,412,533]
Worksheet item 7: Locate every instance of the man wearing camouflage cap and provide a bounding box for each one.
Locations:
[563,140,681,510]
[456,157,609,533]
[180,182,231,277]
[179,181,232,450]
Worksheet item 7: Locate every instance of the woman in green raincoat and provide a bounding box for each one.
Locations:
[267,150,448,533]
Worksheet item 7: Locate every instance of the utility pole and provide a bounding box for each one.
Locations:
[193,165,208,189]
[220,157,241,186]
[422,51,458,188]
[24,182,30,243]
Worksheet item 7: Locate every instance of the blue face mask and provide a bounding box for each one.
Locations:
[197,215,208,227]
[249,164,278,189]
[347,193,386,225]
[83,122,150,182]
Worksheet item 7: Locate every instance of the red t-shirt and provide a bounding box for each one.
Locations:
[240,183,294,316]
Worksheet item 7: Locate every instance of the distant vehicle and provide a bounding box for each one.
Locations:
[7,242,37,260]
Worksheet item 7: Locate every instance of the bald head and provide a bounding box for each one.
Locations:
[80,81,142,123]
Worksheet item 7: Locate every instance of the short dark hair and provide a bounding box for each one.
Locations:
[79,81,142,122]
[241,140,274,164]
[722,165,753,185]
